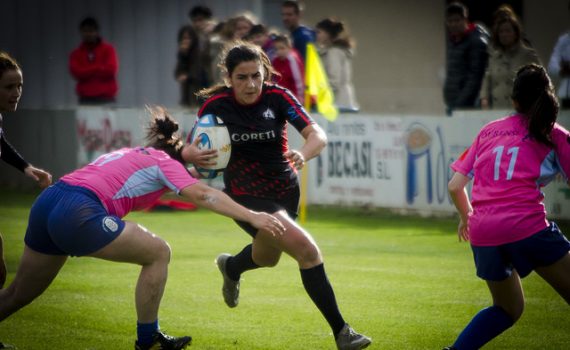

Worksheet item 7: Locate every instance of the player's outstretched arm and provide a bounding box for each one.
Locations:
[180,182,285,236]
[24,165,52,189]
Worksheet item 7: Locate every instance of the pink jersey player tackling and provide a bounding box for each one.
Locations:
[62,147,198,218]
[445,64,570,350]
[0,107,285,350]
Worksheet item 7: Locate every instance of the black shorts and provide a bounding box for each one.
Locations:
[227,187,300,237]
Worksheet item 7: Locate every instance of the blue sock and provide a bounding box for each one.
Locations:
[137,320,159,345]
[453,306,514,350]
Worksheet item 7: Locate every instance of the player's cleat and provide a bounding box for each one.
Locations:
[0,342,16,349]
[215,253,240,308]
[335,324,371,350]
[134,331,191,350]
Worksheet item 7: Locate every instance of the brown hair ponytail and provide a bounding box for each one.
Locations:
[511,64,559,146]
[145,105,185,163]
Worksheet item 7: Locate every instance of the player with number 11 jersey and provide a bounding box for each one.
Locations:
[451,113,570,246]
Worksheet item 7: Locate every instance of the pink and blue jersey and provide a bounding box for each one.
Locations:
[451,114,570,246]
[61,147,198,218]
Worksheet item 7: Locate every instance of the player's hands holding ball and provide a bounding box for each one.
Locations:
[187,135,218,168]
[285,149,305,170]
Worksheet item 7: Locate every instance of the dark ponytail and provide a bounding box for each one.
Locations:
[145,105,185,163]
[511,64,559,146]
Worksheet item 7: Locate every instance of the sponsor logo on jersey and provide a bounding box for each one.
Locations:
[102,216,120,233]
[263,108,276,120]
[231,130,276,142]
[287,106,299,120]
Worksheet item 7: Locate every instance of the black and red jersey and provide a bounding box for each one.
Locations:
[0,113,29,172]
[197,83,314,199]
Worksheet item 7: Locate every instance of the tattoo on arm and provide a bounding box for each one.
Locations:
[202,193,218,205]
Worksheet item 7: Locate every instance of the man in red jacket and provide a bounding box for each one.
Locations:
[69,17,118,104]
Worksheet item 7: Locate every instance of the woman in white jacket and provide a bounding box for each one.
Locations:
[316,18,360,112]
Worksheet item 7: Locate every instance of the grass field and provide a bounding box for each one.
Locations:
[0,189,568,349]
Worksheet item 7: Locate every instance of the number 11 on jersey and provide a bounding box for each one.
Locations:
[492,146,519,181]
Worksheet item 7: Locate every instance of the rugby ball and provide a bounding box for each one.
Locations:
[188,114,231,178]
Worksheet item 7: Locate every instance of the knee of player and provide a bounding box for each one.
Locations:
[499,301,524,322]
[151,238,172,264]
[295,241,321,265]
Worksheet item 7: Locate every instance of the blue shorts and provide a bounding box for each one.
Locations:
[24,181,125,256]
[471,222,570,281]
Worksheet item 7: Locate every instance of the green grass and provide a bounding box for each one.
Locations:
[0,189,568,349]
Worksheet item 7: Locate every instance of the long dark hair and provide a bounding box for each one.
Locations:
[316,18,354,49]
[491,16,522,50]
[511,64,559,146]
[145,105,185,163]
[0,51,21,80]
[196,41,277,100]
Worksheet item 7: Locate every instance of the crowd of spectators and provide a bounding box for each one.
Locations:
[173,1,358,112]
[444,1,570,116]
[65,1,570,115]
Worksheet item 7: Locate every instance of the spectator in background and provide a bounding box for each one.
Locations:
[316,18,359,112]
[548,1,570,108]
[208,21,229,85]
[69,17,119,105]
[247,24,277,61]
[492,4,532,47]
[480,15,540,109]
[281,0,315,62]
[222,14,256,41]
[272,35,305,103]
[174,25,202,107]
[209,14,256,86]
[444,2,489,115]
[182,5,215,91]
[188,5,215,35]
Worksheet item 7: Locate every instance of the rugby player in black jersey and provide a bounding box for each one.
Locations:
[0,51,52,350]
[187,42,371,350]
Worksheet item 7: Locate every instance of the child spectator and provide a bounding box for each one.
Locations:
[247,24,277,61]
[271,35,305,103]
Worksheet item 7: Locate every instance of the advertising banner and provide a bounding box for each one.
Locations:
[308,113,570,218]
[74,108,570,218]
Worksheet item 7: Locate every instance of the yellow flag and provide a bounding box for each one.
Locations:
[304,43,338,121]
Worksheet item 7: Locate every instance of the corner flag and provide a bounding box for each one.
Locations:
[304,43,338,121]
